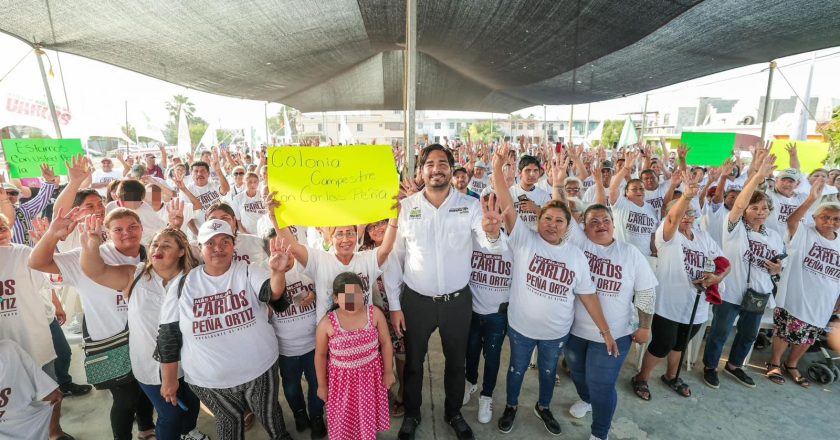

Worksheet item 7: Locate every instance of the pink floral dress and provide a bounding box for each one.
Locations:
[326,305,390,439]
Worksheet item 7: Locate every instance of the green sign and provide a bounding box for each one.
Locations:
[1,138,85,178]
[680,132,736,167]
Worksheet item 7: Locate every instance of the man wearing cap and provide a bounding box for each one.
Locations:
[158,219,294,440]
[582,160,614,203]
[3,164,58,246]
[145,145,168,179]
[452,167,479,199]
[766,168,808,238]
[91,157,124,197]
[467,160,490,195]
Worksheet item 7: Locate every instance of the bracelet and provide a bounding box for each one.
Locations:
[388,223,398,229]
[599,328,611,336]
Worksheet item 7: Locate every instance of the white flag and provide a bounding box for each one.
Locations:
[282,107,293,144]
[198,120,217,150]
[617,115,638,148]
[177,107,191,156]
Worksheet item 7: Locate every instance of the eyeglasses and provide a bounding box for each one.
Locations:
[366,221,387,231]
[6,191,19,197]
[233,172,245,176]
[817,214,840,223]
[334,231,358,239]
[565,187,581,193]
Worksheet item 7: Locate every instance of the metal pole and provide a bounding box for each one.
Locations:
[640,94,649,144]
[568,105,574,145]
[760,61,777,141]
[34,45,62,138]
[543,105,547,143]
[264,102,270,145]
[125,100,129,145]
[403,0,417,175]
[584,103,591,139]
[490,113,494,142]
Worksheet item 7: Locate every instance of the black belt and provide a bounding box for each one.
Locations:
[406,285,469,303]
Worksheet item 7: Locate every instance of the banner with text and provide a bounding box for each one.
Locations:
[769,140,829,174]
[1,138,85,178]
[267,145,399,227]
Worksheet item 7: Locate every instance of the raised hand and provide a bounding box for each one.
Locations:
[670,169,684,187]
[28,217,50,244]
[269,236,293,272]
[809,175,826,200]
[40,164,58,184]
[166,199,185,229]
[77,213,104,250]
[66,155,92,183]
[677,145,689,161]
[757,153,778,178]
[481,193,508,235]
[682,172,702,199]
[785,142,798,158]
[49,207,81,240]
[399,176,419,199]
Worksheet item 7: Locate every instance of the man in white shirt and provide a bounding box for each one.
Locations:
[467,161,490,195]
[231,172,266,234]
[176,160,230,234]
[508,155,551,230]
[386,144,505,440]
[766,168,808,238]
[91,157,123,197]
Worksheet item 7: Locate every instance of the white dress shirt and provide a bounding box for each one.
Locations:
[384,189,501,310]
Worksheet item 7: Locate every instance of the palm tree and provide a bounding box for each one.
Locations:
[165,94,196,123]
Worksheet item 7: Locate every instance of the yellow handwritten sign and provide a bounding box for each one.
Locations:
[267,145,399,227]
[769,140,829,175]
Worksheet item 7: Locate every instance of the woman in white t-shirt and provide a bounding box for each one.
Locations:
[598,152,659,257]
[78,219,208,440]
[157,220,294,440]
[490,144,615,435]
[702,153,784,389]
[632,173,729,401]
[266,191,399,322]
[0,340,63,440]
[231,172,266,234]
[767,178,840,388]
[564,204,657,440]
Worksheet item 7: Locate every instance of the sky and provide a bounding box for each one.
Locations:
[1,31,839,138]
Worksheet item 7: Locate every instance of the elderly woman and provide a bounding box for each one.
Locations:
[564,204,657,440]
[490,144,616,435]
[632,173,730,400]
[702,153,784,389]
[598,152,659,257]
[79,219,207,440]
[157,220,295,440]
[767,177,840,388]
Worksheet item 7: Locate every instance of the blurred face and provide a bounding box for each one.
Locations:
[200,152,211,162]
[336,283,364,312]
[723,191,740,210]
[246,175,259,192]
[107,216,143,250]
[744,200,770,227]
[691,168,705,181]
[259,166,268,181]
[192,166,209,186]
[149,235,185,271]
[201,234,234,266]
[79,194,106,218]
[537,207,568,244]
[207,209,236,233]
[583,209,614,244]
[651,161,661,174]
[600,168,612,185]
[452,171,469,190]
[101,159,113,172]
[365,220,387,245]
[422,150,452,189]
[233,168,245,185]
[0,219,11,246]
[809,170,828,185]
[641,172,658,190]
[331,226,357,257]
[145,155,156,168]
[775,177,797,197]
[564,182,581,199]
[625,181,645,203]
[828,170,840,185]
[473,167,486,179]
[5,188,20,205]
[813,209,840,237]
[520,163,540,187]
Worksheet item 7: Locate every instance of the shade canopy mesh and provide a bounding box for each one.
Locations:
[4,0,840,113]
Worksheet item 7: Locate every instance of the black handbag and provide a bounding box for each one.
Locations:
[739,229,770,314]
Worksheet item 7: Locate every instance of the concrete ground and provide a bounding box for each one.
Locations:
[59,329,838,440]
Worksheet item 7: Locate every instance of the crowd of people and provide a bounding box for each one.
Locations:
[0,138,838,440]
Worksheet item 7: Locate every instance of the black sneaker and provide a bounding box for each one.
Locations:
[310,415,327,439]
[533,403,561,436]
[59,382,92,397]
[724,365,756,388]
[498,405,517,434]
[397,416,421,440]
[293,409,310,432]
[703,368,720,389]
[445,413,474,440]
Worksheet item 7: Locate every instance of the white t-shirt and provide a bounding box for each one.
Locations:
[582,175,595,191]
[469,237,513,315]
[54,244,142,340]
[105,201,167,245]
[644,182,669,219]
[506,224,596,340]
[271,264,317,356]
[0,245,56,367]
[509,184,552,230]
[181,182,223,224]
[766,190,808,238]
[92,169,123,197]
[721,220,785,306]
[775,225,840,327]
[231,191,266,234]
[611,196,659,257]
[159,261,279,389]
[653,224,723,324]
[0,340,56,440]
[301,248,382,322]
[126,266,184,385]
[467,175,490,195]
[567,236,658,341]
[233,233,269,269]
[701,202,729,249]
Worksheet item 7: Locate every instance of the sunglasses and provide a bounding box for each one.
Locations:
[233,172,245,176]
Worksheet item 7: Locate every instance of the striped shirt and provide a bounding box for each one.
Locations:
[12,181,56,246]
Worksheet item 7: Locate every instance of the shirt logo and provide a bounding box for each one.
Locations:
[409,207,422,220]
[448,207,469,215]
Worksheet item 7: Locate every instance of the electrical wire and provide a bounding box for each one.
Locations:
[0,48,34,84]
[775,65,817,120]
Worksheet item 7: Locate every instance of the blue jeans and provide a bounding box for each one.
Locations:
[278,349,324,418]
[137,378,201,440]
[49,318,73,385]
[565,334,632,440]
[465,312,507,397]
[505,326,568,408]
[703,300,764,369]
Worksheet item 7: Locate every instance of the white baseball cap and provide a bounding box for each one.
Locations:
[197,219,234,244]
